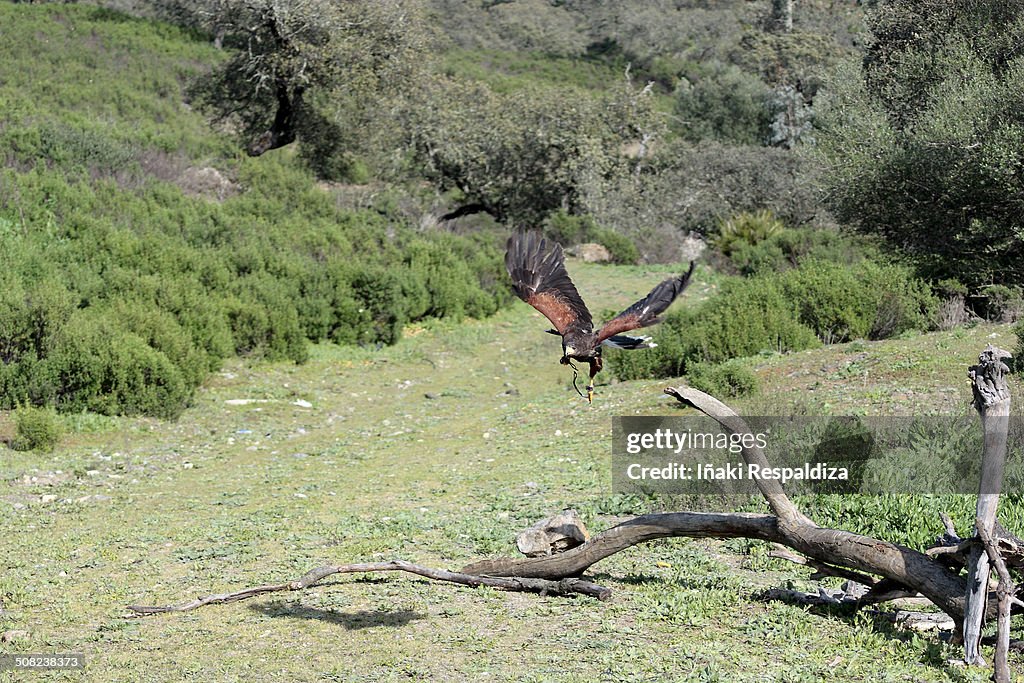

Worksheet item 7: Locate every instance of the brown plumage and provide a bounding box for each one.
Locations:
[505,231,695,402]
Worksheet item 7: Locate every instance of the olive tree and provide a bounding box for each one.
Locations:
[184,0,427,164]
[816,0,1024,288]
[405,72,663,227]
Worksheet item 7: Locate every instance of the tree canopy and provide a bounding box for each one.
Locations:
[817,0,1024,288]
[184,0,428,162]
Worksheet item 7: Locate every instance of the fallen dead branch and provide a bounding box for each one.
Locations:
[127,560,610,615]
[466,385,969,621]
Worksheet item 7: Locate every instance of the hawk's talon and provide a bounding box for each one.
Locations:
[586,384,594,404]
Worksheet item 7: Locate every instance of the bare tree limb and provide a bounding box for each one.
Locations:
[768,545,879,587]
[663,386,810,527]
[978,522,1023,683]
[127,560,610,615]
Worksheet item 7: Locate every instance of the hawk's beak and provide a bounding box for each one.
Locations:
[564,345,576,357]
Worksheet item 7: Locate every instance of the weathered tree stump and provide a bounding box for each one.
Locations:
[963,346,1013,674]
[515,509,589,557]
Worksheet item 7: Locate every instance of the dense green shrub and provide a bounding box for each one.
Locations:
[859,262,939,339]
[404,237,502,320]
[610,276,820,381]
[0,273,77,367]
[678,280,821,366]
[545,210,591,247]
[345,265,412,346]
[778,260,936,344]
[11,404,64,453]
[673,62,772,145]
[30,311,192,419]
[712,210,784,257]
[978,285,1024,323]
[609,259,936,381]
[227,274,308,363]
[817,1,1024,289]
[593,228,641,265]
[103,298,213,387]
[686,359,760,399]
[725,226,881,276]
[779,261,873,343]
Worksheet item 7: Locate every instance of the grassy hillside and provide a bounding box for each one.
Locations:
[3,3,1024,681]
[0,3,509,419]
[1,258,1022,681]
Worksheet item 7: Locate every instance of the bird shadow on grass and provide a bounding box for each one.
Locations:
[250,600,425,630]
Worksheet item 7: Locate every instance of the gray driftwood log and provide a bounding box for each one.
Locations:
[963,346,1013,674]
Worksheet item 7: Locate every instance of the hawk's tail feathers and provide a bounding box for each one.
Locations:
[602,334,657,350]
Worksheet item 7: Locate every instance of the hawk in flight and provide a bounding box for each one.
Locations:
[505,231,695,403]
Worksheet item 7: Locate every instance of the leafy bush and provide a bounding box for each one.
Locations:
[817,1,1024,289]
[103,298,213,387]
[610,276,820,381]
[226,274,308,363]
[11,404,64,453]
[725,226,881,276]
[593,228,641,265]
[31,311,192,419]
[777,260,936,344]
[686,359,759,398]
[978,285,1024,323]
[674,62,771,145]
[609,259,936,381]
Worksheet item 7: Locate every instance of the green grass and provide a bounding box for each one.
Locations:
[0,3,227,159]
[0,260,1016,682]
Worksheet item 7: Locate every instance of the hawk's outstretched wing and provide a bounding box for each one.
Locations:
[505,231,593,335]
[596,261,695,343]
